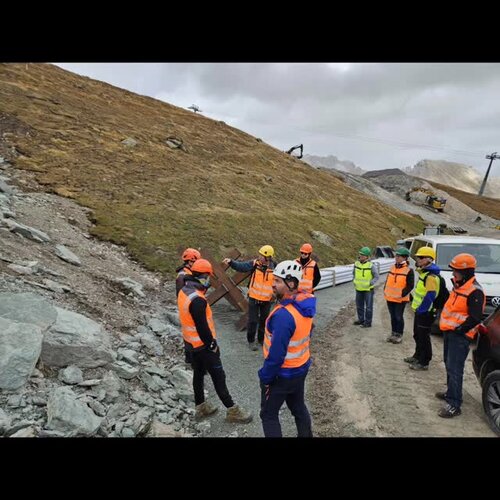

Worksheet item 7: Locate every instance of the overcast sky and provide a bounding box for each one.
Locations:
[56,63,500,175]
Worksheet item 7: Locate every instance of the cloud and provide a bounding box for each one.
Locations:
[55,63,500,175]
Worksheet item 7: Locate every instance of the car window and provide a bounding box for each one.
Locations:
[410,239,430,260]
[436,243,500,273]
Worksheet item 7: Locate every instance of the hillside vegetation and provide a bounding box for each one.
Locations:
[0,63,423,274]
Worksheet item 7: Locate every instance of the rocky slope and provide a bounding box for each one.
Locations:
[0,155,213,438]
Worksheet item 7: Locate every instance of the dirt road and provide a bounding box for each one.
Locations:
[202,280,495,437]
[309,286,496,437]
[204,284,354,437]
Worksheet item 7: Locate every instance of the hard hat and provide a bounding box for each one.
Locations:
[259,245,274,257]
[359,247,371,257]
[300,243,313,254]
[191,258,213,275]
[415,247,436,260]
[273,260,303,282]
[449,253,477,270]
[395,248,410,257]
[182,248,201,261]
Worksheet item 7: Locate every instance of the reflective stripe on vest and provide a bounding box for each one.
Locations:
[439,278,485,339]
[353,261,373,291]
[411,270,440,312]
[177,287,216,348]
[249,263,274,301]
[296,258,316,293]
[263,299,312,368]
[384,263,410,303]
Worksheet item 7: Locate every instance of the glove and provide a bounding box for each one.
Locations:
[208,339,218,353]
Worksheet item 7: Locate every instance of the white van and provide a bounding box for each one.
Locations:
[409,235,500,318]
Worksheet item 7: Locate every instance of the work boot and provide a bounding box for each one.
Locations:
[438,404,461,418]
[409,362,428,371]
[248,342,258,351]
[391,335,403,344]
[353,320,363,325]
[404,356,418,364]
[226,404,253,424]
[195,401,218,421]
[435,391,447,400]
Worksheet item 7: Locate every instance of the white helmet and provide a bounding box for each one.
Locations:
[273,260,303,283]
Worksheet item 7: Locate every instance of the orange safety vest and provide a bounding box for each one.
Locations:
[177,286,216,349]
[439,277,485,340]
[248,262,274,301]
[296,258,317,293]
[383,262,410,303]
[263,294,313,368]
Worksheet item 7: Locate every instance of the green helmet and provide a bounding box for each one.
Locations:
[395,247,410,257]
[359,247,371,257]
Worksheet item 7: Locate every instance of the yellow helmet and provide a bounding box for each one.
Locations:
[415,247,436,260]
[259,245,274,257]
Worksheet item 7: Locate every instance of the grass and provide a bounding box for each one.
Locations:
[0,63,424,275]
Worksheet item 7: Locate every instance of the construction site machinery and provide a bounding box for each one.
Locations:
[405,187,447,212]
[285,144,303,159]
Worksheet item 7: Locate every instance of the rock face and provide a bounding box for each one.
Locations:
[0,292,57,331]
[405,159,500,199]
[46,387,102,436]
[0,317,43,390]
[41,307,115,368]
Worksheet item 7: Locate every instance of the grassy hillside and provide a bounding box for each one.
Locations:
[0,63,424,273]
[428,180,500,221]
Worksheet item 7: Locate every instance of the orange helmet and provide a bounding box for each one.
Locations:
[182,248,201,261]
[300,243,313,254]
[191,258,213,275]
[449,253,477,270]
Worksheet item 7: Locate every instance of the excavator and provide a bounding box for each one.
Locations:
[405,187,447,212]
[285,144,303,159]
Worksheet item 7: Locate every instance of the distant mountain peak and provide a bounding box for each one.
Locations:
[303,154,365,175]
[404,159,500,199]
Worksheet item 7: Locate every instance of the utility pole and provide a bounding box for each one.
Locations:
[478,152,500,196]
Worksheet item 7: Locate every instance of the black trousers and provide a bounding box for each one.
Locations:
[412,311,435,366]
[191,348,234,408]
[248,297,272,344]
[259,374,312,438]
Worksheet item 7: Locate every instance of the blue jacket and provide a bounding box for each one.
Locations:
[416,262,441,314]
[258,293,317,385]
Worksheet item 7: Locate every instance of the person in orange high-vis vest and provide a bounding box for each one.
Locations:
[258,260,316,438]
[383,247,414,344]
[178,258,253,424]
[175,248,201,366]
[175,248,201,296]
[437,253,485,418]
[295,243,321,294]
[223,245,276,350]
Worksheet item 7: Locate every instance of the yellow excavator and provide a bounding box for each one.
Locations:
[405,187,447,212]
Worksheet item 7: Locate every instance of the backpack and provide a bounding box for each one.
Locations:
[424,273,449,310]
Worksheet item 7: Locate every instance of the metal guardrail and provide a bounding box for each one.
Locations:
[316,257,393,291]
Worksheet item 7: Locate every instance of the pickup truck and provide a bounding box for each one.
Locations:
[408,235,500,318]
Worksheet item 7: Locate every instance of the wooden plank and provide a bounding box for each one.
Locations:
[201,248,249,313]
[205,248,242,309]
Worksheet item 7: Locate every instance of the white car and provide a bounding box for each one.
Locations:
[409,235,500,318]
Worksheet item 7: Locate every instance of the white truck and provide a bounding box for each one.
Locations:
[408,235,500,318]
